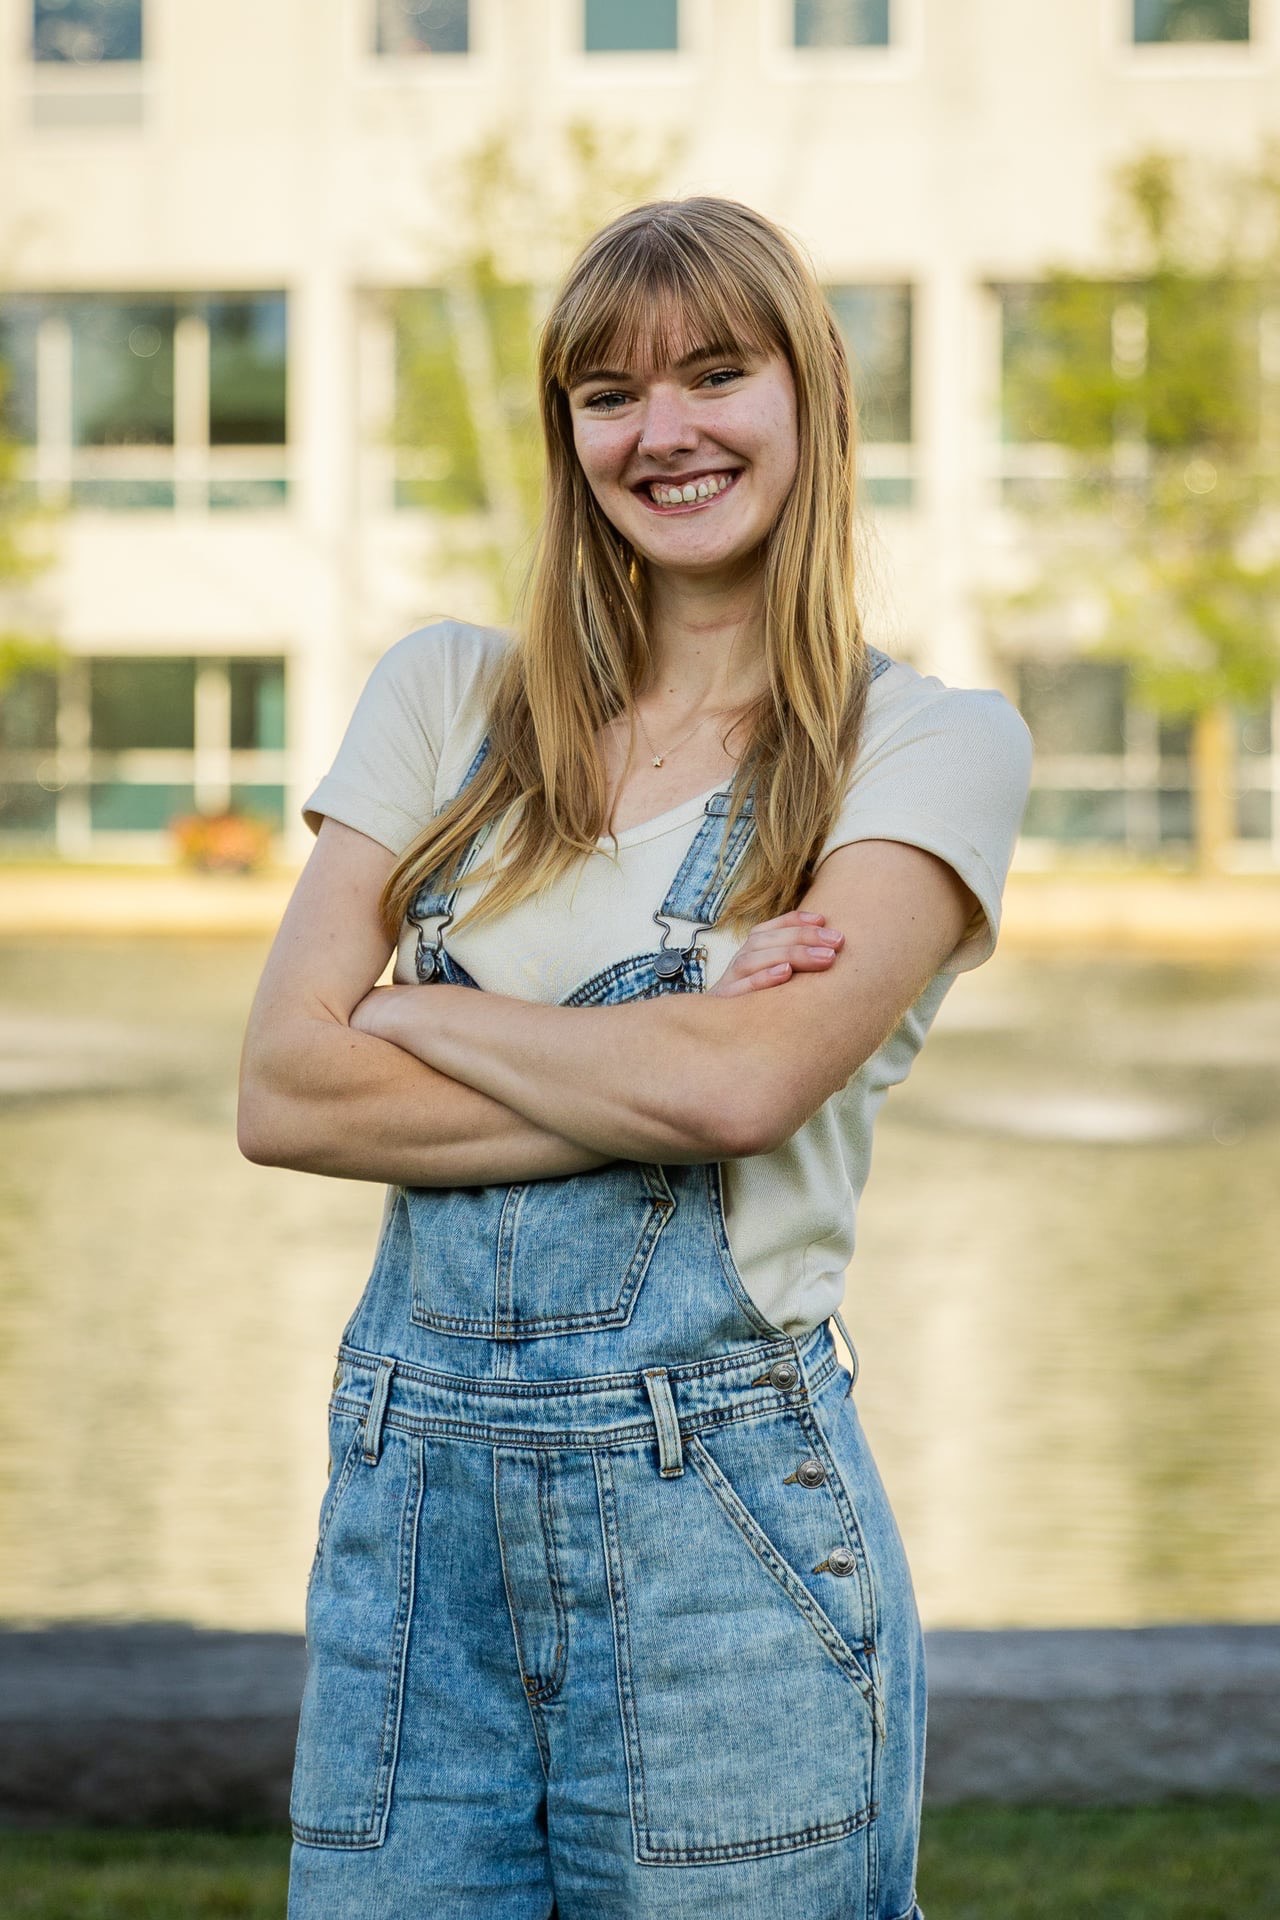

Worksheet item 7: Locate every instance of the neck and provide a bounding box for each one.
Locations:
[640,559,769,710]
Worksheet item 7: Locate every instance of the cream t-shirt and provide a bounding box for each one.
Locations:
[302,619,1034,1337]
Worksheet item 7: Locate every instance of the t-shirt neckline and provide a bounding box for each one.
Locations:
[598,780,728,850]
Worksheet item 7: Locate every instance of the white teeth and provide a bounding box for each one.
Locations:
[648,473,734,506]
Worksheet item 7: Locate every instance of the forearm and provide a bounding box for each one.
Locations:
[362,985,759,1162]
[236,1014,613,1185]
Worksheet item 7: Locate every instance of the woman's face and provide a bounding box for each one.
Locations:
[567,337,799,582]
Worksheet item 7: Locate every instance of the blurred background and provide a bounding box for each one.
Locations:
[0,0,1277,1647]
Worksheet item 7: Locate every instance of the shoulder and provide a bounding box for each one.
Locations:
[371,616,511,705]
[858,648,1035,783]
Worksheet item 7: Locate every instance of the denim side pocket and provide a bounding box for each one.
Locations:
[594,1437,877,1866]
[305,1411,363,1601]
[290,1427,424,1849]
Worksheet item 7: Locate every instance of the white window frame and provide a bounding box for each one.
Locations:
[764,0,921,79]
[4,291,291,515]
[560,0,699,83]
[356,0,494,87]
[1109,0,1269,72]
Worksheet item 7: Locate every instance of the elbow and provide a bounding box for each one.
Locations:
[690,1080,789,1162]
[236,1077,293,1167]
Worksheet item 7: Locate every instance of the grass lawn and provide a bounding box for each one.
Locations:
[0,1799,1275,1918]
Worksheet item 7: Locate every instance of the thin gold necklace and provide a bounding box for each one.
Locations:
[630,702,742,769]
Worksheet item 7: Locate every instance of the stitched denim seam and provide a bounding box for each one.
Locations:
[563,952,708,1005]
[536,1449,570,1698]
[684,1433,882,1720]
[637,1804,873,1865]
[326,1389,835,1454]
[592,1449,652,1850]
[307,1421,364,1594]
[408,1168,678,1340]
[336,1332,835,1399]
[491,1453,553,1783]
[290,1432,424,1849]
[794,1402,879,1651]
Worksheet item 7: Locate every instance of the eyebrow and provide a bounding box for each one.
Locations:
[569,340,750,391]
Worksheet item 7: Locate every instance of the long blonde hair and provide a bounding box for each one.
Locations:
[378,195,875,944]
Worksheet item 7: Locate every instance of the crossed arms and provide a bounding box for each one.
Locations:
[236,815,977,1185]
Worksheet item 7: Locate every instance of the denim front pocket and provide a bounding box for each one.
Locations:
[593,1420,879,1866]
[404,1163,676,1339]
[305,1409,363,1600]
[290,1426,424,1849]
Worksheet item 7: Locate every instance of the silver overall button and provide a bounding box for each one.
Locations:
[795,1458,827,1488]
[815,1545,857,1577]
[767,1360,799,1390]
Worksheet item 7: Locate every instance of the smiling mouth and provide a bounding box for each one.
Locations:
[636,470,741,511]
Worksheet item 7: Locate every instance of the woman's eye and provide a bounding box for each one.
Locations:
[701,366,744,389]
[584,389,631,412]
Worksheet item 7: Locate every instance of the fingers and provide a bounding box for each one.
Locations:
[740,927,844,967]
[712,962,794,998]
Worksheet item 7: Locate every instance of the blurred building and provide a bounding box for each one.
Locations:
[0,0,1275,866]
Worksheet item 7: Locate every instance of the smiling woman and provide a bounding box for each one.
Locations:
[239,196,1033,1920]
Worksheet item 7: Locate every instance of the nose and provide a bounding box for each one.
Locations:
[636,384,697,461]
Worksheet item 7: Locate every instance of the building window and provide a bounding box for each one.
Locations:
[827,284,913,505]
[0,655,288,847]
[71,299,174,451]
[1015,658,1275,854]
[31,0,143,63]
[1131,0,1250,42]
[207,298,288,447]
[584,0,679,53]
[794,0,890,48]
[1,292,288,511]
[0,307,39,445]
[374,0,468,55]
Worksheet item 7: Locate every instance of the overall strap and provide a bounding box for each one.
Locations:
[657,788,758,931]
[651,645,894,974]
[407,732,494,978]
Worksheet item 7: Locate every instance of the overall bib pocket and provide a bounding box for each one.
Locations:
[404,1163,676,1339]
[593,1426,879,1866]
[290,1426,424,1850]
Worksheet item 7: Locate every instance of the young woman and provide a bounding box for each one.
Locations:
[239,196,1033,1920]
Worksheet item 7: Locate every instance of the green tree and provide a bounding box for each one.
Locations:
[0,346,63,699]
[388,120,681,620]
[993,143,1280,871]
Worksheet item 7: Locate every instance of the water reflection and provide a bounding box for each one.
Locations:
[0,939,1275,1632]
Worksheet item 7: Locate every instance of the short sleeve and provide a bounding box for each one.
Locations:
[816,687,1035,973]
[301,620,504,854]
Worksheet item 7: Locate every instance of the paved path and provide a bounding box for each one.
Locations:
[1,1622,1276,1824]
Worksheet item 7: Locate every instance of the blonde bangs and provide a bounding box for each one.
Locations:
[544,218,780,393]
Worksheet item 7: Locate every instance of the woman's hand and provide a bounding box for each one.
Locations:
[348,983,414,1039]
[707,911,844,999]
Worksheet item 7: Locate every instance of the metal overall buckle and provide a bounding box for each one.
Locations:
[651,908,713,982]
[411,905,454,982]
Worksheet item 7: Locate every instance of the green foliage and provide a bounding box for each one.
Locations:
[997,143,1280,721]
[391,119,682,617]
[919,1796,1280,1918]
[0,351,64,693]
[3,1801,1277,1918]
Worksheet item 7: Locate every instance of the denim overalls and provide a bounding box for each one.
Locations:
[288,675,927,1920]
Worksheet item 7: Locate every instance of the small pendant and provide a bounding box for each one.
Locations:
[652,755,664,768]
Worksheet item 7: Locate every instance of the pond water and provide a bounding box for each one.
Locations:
[0,937,1276,1632]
